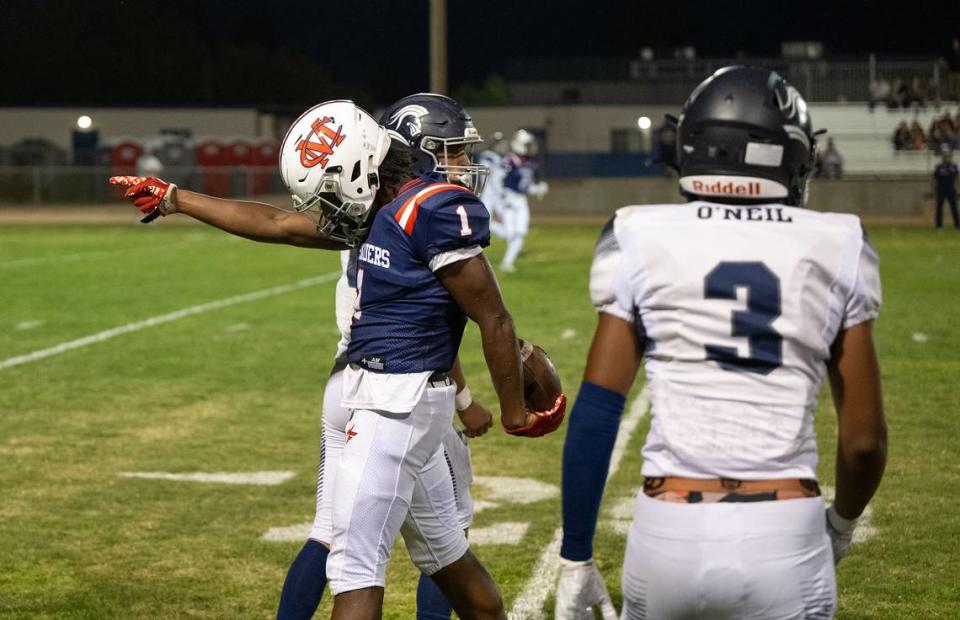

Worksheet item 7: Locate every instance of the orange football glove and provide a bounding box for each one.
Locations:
[505,393,567,438]
[108,176,177,223]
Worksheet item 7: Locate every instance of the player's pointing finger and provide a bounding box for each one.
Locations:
[108,175,146,187]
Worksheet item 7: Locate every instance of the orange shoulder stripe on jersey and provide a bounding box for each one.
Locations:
[394,183,469,235]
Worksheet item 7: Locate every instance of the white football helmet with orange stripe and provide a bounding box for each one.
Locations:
[280,100,392,247]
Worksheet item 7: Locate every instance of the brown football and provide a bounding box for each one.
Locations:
[519,339,563,411]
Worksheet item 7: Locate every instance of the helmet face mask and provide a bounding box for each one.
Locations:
[380,93,488,194]
[675,66,818,207]
[280,100,390,247]
[291,166,378,247]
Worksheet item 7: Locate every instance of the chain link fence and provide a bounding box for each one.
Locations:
[0,166,283,204]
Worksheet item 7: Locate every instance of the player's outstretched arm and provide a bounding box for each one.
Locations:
[826,320,887,562]
[109,176,347,250]
[449,356,493,438]
[435,254,527,431]
[174,189,346,249]
[556,313,640,620]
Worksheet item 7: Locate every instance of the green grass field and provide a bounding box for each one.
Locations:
[1,220,958,619]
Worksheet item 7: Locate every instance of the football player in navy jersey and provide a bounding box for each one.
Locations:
[371,93,494,620]
[281,94,515,620]
[326,96,566,620]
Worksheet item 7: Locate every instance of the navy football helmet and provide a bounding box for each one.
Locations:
[379,93,488,194]
[674,66,819,207]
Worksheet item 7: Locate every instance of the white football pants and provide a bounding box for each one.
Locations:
[500,190,529,269]
[309,368,475,543]
[326,381,469,595]
[620,492,835,620]
[480,186,505,239]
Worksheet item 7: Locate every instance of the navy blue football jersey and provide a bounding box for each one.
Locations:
[347,174,491,373]
[503,153,539,193]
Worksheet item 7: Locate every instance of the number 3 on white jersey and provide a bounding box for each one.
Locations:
[457,205,472,236]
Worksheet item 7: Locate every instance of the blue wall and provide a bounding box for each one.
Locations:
[544,152,665,178]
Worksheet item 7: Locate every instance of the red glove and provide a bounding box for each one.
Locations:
[108,176,177,223]
[505,393,567,438]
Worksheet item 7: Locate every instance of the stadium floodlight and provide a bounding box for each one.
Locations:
[637,116,652,130]
[77,115,93,130]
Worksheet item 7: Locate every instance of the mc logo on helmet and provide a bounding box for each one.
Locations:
[296,116,346,169]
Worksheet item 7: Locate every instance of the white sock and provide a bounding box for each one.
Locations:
[502,235,524,267]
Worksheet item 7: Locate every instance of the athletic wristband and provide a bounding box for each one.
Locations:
[826,505,858,533]
[159,183,179,215]
[455,385,473,411]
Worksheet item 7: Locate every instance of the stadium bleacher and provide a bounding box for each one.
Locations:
[810,104,956,175]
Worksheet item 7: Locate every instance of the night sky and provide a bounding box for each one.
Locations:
[1,0,955,108]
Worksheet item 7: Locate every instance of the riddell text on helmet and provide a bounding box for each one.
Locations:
[692,179,762,195]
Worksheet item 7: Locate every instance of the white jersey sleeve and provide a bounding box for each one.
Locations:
[588,216,636,323]
[333,250,358,362]
[842,233,881,328]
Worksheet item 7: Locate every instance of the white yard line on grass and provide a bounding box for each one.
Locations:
[471,522,530,546]
[15,320,44,330]
[0,237,211,269]
[119,471,296,485]
[0,273,339,371]
[508,385,651,620]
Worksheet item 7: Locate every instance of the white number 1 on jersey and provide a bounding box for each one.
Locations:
[456,205,472,236]
[353,268,364,320]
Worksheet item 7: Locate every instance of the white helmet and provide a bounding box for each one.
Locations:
[510,129,537,157]
[280,100,391,247]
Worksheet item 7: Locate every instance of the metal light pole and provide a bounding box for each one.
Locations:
[429,0,447,94]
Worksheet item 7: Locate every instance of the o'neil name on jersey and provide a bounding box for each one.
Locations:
[696,205,794,223]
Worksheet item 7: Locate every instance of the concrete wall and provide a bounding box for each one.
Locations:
[469,105,676,152]
[536,176,930,218]
[3,104,951,177]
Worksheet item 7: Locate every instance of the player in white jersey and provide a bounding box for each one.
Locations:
[555,67,887,619]
[499,129,548,272]
[110,100,496,620]
[477,132,508,238]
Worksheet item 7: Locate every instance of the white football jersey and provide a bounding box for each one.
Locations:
[478,150,506,210]
[591,202,881,480]
[333,250,358,362]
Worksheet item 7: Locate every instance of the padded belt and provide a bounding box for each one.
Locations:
[644,476,820,499]
[427,371,450,387]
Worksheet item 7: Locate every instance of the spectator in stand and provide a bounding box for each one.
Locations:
[817,138,844,179]
[869,75,891,110]
[893,121,912,150]
[926,80,942,109]
[891,78,909,108]
[932,145,959,229]
[908,77,926,108]
[928,118,944,150]
[947,39,960,102]
[910,121,927,150]
[928,114,958,151]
